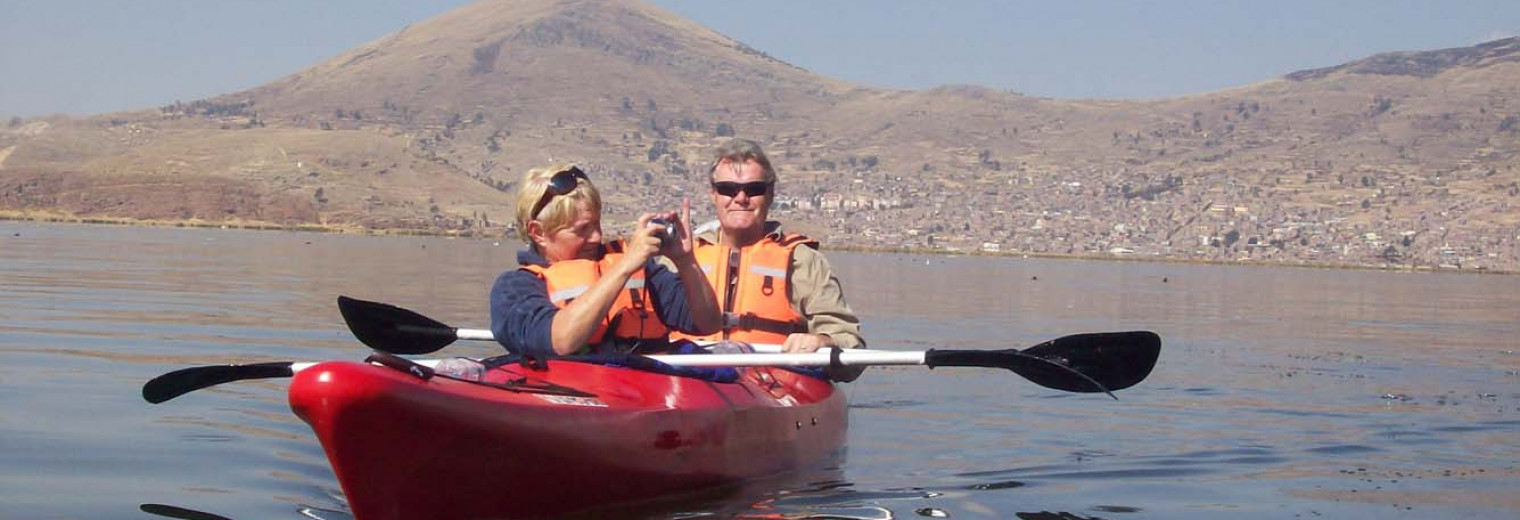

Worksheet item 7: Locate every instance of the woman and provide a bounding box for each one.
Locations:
[490,164,720,356]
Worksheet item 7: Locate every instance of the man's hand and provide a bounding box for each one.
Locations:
[781,332,835,353]
[784,333,865,382]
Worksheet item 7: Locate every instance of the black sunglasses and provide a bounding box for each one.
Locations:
[711,181,771,198]
[529,167,589,219]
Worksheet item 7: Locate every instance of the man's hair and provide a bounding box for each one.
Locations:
[513,164,601,245]
[708,138,777,184]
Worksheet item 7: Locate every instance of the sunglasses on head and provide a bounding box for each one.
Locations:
[711,181,770,198]
[529,167,589,219]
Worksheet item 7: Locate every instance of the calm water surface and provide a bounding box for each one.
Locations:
[2,221,1517,519]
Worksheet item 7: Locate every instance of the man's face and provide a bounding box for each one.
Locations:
[709,159,770,237]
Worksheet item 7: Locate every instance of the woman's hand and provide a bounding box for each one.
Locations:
[638,198,695,262]
[617,214,664,273]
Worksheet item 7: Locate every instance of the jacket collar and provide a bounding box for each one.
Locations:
[694,220,784,247]
[516,243,609,267]
[516,247,550,268]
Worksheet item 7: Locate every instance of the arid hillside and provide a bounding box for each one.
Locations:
[2,0,1517,271]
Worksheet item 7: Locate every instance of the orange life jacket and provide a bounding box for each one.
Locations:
[671,233,816,344]
[518,240,669,353]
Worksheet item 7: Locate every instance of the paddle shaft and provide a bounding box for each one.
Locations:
[287,351,918,373]
[455,328,494,341]
[447,326,802,354]
[145,351,911,403]
[337,296,883,355]
[654,350,921,367]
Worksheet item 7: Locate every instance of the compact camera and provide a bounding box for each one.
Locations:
[649,219,677,246]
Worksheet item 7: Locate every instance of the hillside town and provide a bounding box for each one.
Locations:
[590,136,1518,273]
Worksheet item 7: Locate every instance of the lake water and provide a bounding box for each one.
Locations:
[2,220,1517,520]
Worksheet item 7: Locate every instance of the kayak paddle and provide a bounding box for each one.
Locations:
[339,295,797,354]
[143,362,308,404]
[143,352,437,404]
[337,295,1158,396]
[146,336,1158,405]
[337,295,477,355]
[630,331,1161,397]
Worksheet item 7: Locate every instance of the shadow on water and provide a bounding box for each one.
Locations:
[544,459,887,520]
[141,504,236,520]
[1013,513,1118,520]
[141,503,352,520]
[947,445,1288,485]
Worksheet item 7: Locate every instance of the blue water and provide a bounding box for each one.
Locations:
[2,220,1517,519]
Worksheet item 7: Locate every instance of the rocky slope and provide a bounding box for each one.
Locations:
[2,0,1516,271]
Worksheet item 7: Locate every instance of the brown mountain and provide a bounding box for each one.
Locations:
[2,0,1517,272]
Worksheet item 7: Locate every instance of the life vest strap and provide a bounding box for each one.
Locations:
[722,312,805,336]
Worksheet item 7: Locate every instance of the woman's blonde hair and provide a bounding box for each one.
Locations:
[514,164,600,245]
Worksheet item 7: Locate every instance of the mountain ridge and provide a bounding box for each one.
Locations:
[2,0,1517,272]
[1287,36,1520,81]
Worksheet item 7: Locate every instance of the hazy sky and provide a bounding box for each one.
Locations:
[3,0,1518,118]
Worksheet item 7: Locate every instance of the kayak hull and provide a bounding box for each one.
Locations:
[288,359,847,520]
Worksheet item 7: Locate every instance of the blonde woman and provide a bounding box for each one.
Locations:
[490,165,719,356]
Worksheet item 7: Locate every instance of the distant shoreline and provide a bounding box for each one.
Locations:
[4,212,1513,276]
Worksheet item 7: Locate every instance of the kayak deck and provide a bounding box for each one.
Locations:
[289,358,847,520]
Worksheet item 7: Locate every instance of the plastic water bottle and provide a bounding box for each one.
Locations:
[432,357,485,381]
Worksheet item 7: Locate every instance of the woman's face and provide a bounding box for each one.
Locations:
[534,199,603,262]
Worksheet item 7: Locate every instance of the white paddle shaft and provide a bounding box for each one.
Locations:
[648,350,925,367]
[330,350,925,375]
[450,327,888,355]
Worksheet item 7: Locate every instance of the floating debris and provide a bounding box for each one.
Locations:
[1093,505,1143,513]
[967,480,1025,490]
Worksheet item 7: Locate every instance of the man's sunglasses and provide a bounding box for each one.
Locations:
[711,181,771,198]
[529,167,589,219]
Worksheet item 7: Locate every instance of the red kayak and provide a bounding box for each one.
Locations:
[288,357,847,520]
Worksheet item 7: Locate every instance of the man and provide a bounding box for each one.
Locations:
[673,138,866,381]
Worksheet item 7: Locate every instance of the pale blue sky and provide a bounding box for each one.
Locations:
[2,0,1517,118]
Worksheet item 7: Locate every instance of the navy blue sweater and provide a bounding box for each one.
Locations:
[489,246,699,357]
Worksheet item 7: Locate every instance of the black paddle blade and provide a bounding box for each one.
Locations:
[141,362,294,404]
[337,295,458,354]
[1021,330,1160,393]
[924,331,1161,394]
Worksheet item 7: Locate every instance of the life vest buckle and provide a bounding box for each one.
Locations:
[628,288,650,318]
